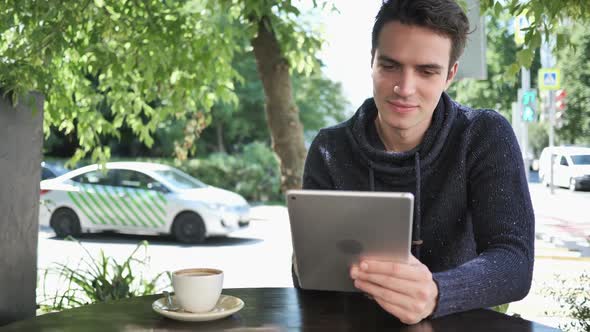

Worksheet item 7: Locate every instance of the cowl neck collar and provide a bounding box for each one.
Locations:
[347,92,457,174]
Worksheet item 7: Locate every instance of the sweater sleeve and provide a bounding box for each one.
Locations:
[302,130,335,190]
[431,111,535,317]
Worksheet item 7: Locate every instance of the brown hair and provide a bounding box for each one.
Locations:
[371,0,470,69]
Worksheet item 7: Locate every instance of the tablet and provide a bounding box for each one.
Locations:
[287,190,414,292]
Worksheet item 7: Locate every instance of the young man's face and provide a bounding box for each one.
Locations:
[371,21,458,137]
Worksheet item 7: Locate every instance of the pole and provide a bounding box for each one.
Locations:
[541,35,556,194]
[520,67,530,182]
[548,91,555,194]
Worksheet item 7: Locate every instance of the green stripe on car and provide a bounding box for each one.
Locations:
[147,191,166,216]
[74,189,107,225]
[67,191,98,225]
[80,184,117,226]
[122,187,160,228]
[132,189,165,226]
[156,192,167,205]
[102,186,139,227]
[112,186,150,228]
[94,186,129,227]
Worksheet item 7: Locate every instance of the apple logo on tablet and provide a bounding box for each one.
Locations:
[337,239,363,255]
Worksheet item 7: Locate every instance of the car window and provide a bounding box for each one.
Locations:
[71,170,114,185]
[571,154,590,165]
[154,168,206,189]
[559,156,569,166]
[112,170,167,191]
[41,167,56,180]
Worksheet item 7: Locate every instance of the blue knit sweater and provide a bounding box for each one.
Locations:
[300,93,535,318]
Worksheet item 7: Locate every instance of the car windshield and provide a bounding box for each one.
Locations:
[154,168,207,189]
[571,154,590,165]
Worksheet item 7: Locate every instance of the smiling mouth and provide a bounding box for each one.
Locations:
[386,100,418,113]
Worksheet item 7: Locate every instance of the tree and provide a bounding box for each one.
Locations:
[555,23,590,145]
[1,0,334,192]
[481,0,590,76]
[448,13,541,118]
[197,55,349,155]
[479,1,590,145]
[1,0,240,164]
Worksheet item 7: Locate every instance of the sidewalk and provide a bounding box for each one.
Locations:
[508,183,590,329]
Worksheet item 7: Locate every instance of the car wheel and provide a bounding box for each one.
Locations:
[172,212,206,244]
[50,208,81,238]
[569,178,578,192]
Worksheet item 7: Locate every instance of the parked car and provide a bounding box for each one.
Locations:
[41,162,68,180]
[39,162,250,243]
[538,146,590,191]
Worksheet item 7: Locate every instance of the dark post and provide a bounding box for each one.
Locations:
[0,92,43,325]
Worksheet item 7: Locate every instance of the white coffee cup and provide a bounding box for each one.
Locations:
[171,268,224,313]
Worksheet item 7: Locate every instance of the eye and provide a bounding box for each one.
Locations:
[381,62,399,71]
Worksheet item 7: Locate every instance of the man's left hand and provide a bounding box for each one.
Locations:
[350,255,438,325]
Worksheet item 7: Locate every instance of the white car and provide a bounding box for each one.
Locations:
[539,146,590,191]
[39,162,250,243]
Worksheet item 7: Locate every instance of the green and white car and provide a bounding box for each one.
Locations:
[39,162,250,243]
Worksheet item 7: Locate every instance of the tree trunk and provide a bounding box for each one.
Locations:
[251,18,307,192]
[216,122,226,153]
[0,92,43,325]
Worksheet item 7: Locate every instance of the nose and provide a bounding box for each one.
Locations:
[394,70,416,97]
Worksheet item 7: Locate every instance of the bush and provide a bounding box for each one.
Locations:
[45,141,284,203]
[543,273,590,331]
[38,239,169,312]
[179,142,282,203]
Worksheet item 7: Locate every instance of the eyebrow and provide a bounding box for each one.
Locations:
[376,55,444,72]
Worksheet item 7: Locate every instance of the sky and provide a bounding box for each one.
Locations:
[316,1,382,114]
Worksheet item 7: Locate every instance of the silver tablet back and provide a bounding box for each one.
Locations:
[287,190,414,292]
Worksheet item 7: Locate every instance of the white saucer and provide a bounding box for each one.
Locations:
[152,294,244,322]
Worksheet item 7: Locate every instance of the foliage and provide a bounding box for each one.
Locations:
[0,0,332,165]
[179,142,282,203]
[448,13,517,117]
[38,239,169,312]
[46,141,284,202]
[527,122,549,157]
[43,53,349,159]
[481,0,590,75]
[492,303,510,314]
[451,5,589,147]
[543,273,590,332]
[555,23,590,145]
[196,54,349,155]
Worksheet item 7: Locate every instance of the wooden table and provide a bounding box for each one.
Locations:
[0,288,559,331]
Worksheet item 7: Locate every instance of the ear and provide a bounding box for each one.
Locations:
[445,62,459,89]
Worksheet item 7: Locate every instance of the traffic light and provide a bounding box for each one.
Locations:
[555,89,567,111]
[555,89,567,128]
[521,89,537,122]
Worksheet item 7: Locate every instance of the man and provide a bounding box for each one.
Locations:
[297,0,534,325]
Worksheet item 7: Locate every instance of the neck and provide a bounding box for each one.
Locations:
[374,117,430,153]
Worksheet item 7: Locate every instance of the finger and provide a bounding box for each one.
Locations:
[354,279,415,312]
[374,296,424,325]
[406,254,422,265]
[353,270,423,298]
[359,260,430,282]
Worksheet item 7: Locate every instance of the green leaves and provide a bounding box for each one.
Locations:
[1,0,331,163]
[1,0,242,163]
[516,48,534,68]
[483,0,590,76]
[38,240,169,312]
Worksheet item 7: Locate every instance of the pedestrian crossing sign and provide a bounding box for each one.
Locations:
[538,68,561,91]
